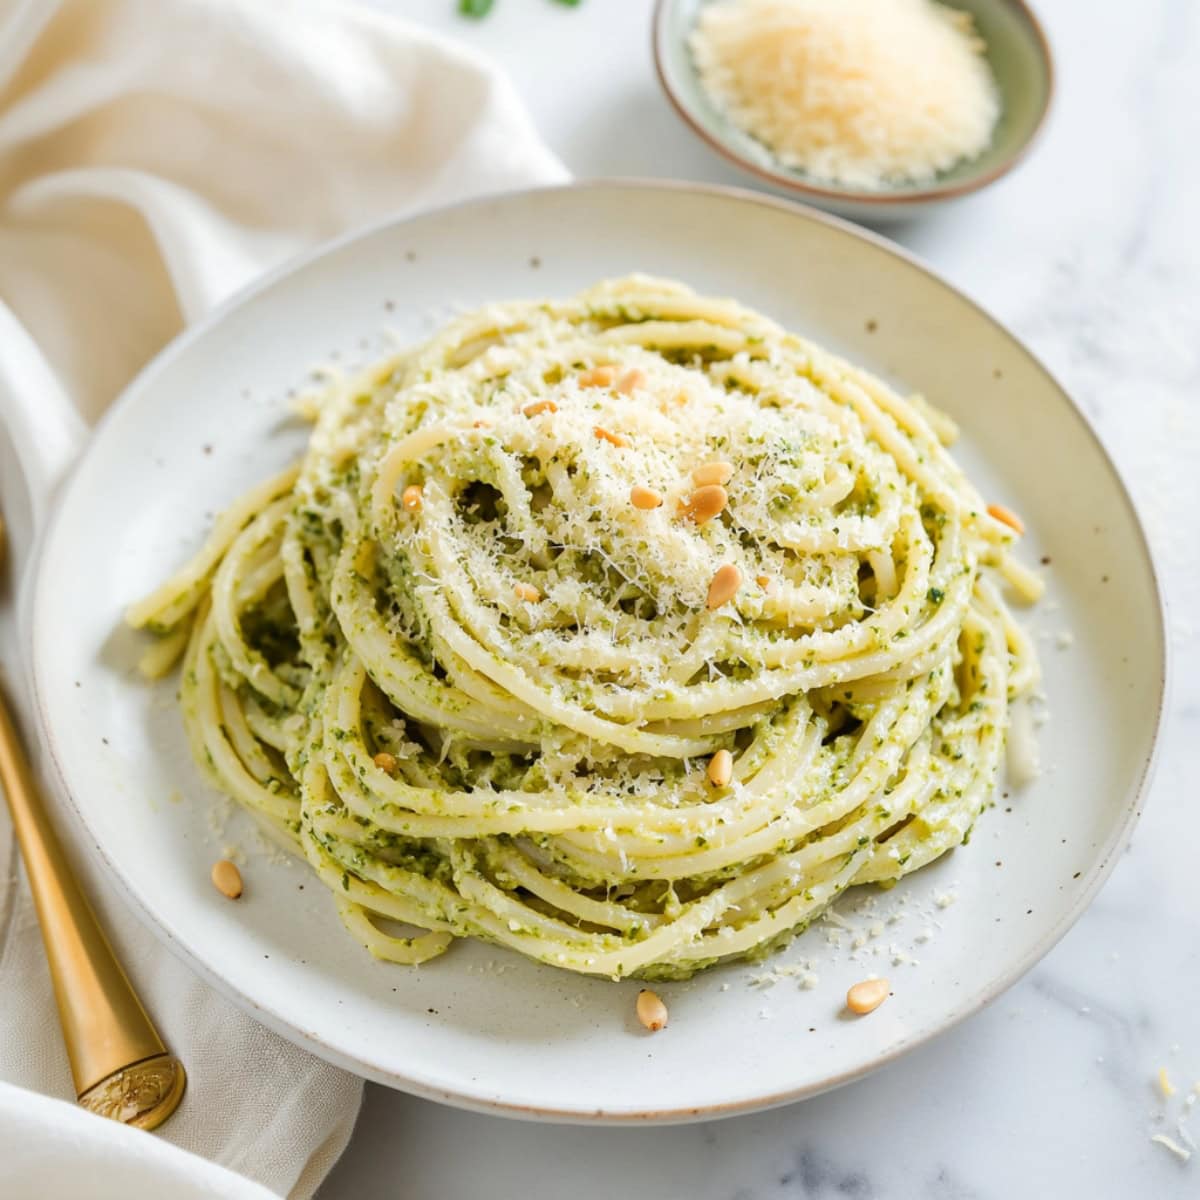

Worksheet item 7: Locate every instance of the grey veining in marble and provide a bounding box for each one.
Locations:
[322,1,1200,1196]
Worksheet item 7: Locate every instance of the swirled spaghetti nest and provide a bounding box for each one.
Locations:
[129,276,1040,980]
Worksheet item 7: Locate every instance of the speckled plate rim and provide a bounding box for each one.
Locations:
[652,0,1057,209]
[28,180,1168,1123]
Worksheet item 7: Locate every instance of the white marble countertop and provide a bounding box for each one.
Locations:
[322,1,1200,1195]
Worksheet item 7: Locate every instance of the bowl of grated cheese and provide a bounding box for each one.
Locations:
[654,0,1054,220]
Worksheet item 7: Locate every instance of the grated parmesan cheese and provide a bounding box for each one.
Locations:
[690,0,1000,190]
[1151,1133,1191,1163]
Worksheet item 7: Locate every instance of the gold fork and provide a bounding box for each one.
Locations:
[0,513,185,1128]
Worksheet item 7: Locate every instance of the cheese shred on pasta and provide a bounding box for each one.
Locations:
[129,276,1040,980]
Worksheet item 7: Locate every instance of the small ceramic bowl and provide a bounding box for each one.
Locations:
[654,0,1054,221]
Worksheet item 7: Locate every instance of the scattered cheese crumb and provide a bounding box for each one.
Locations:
[748,961,818,989]
[1160,1068,1178,1099]
[1151,1134,1191,1163]
[822,907,857,931]
[205,795,235,842]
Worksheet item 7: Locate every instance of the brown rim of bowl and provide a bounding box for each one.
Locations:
[652,0,1056,207]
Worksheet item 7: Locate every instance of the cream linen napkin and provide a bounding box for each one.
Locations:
[0,0,566,1196]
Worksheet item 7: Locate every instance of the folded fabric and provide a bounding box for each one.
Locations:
[0,0,565,1195]
[0,1081,282,1200]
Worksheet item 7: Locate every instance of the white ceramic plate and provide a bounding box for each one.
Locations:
[31,183,1166,1122]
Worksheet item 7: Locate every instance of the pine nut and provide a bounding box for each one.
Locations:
[616,368,647,395]
[211,859,243,900]
[579,366,616,388]
[630,486,663,510]
[522,399,558,418]
[514,582,541,603]
[373,751,398,775]
[684,484,728,525]
[987,503,1025,535]
[636,989,668,1032]
[706,563,742,610]
[401,484,423,512]
[594,426,630,448]
[846,977,890,1014]
[692,461,734,487]
[707,748,733,788]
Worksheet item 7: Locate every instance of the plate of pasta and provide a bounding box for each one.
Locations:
[30,182,1165,1120]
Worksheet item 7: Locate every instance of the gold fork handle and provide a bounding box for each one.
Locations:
[0,683,185,1129]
